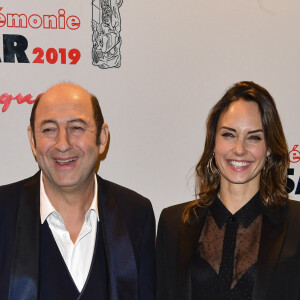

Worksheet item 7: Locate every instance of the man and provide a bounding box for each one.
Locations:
[0,83,156,300]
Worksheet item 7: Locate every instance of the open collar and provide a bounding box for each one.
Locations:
[40,172,100,224]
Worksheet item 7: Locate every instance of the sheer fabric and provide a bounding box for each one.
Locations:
[191,193,262,300]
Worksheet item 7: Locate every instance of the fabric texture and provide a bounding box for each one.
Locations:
[191,193,263,300]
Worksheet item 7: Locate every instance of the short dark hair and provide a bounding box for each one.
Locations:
[91,95,104,145]
[30,93,104,145]
[183,81,289,223]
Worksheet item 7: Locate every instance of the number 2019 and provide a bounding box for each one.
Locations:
[32,47,81,65]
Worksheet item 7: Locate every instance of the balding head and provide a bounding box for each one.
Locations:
[30,83,104,145]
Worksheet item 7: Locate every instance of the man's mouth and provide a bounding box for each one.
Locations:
[55,158,77,165]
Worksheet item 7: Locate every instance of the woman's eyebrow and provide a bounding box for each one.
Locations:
[220,127,264,134]
[248,129,263,134]
[220,126,235,132]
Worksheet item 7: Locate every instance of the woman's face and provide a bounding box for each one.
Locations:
[214,99,270,191]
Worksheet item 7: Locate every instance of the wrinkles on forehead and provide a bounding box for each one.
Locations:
[35,83,94,129]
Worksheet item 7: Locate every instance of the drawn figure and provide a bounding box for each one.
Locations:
[289,145,300,163]
[92,0,123,69]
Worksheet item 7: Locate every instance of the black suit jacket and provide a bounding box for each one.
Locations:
[156,199,300,300]
[0,172,156,300]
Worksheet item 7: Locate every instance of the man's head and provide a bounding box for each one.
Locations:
[28,82,109,192]
[30,88,104,145]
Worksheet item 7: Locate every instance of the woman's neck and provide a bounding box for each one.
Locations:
[218,180,259,214]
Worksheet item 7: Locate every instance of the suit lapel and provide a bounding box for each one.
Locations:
[97,177,138,300]
[8,173,40,300]
[176,208,207,300]
[253,213,288,299]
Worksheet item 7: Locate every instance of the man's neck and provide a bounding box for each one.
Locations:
[43,175,96,243]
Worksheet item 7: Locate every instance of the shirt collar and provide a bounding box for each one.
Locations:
[40,172,99,224]
[210,191,262,229]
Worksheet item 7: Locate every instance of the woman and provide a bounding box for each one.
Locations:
[156,81,300,300]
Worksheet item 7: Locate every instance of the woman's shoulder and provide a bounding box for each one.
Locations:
[288,199,300,206]
[158,200,207,226]
[287,199,300,218]
[160,201,193,219]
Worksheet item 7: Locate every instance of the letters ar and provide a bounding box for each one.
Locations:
[0,34,29,63]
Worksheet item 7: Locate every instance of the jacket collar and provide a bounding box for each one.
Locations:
[9,172,138,300]
[97,176,138,300]
[8,172,40,300]
[176,206,207,300]
[253,203,288,299]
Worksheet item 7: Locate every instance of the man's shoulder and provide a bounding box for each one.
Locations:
[0,173,39,222]
[0,173,39,206]
[0,173,39,193]
[98,176,155,234]
[98,176,152,209]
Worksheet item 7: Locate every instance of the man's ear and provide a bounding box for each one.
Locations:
[99,123,109,155]
[27,126,37,157]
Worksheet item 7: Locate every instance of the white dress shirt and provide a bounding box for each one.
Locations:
[40,172,99,292]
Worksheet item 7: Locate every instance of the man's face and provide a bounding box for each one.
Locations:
[28,83,108,193]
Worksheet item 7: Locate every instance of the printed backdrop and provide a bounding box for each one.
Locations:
[1,0,300,219]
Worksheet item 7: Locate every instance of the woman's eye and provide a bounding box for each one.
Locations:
[249,135,262,141]
[221,132,234,138]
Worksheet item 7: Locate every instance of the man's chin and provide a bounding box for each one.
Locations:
[45,175,80,190]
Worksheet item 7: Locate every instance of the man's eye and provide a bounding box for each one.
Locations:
[69,126,85,135]
[72,126,84,131]
[42,128,56,133]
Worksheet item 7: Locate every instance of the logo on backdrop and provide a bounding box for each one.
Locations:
[92,0,123,69]
[0,7,81,65]
[0,93,41,112]
[289,145,300,163]
[0,5,123,70]
[288,145,300,195]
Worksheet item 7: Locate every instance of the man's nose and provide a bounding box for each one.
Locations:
[55,129,72,152]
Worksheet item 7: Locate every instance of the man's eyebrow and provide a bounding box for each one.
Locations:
[220,127,264,134]
[67,119,88,125]
[40,120,57,126]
